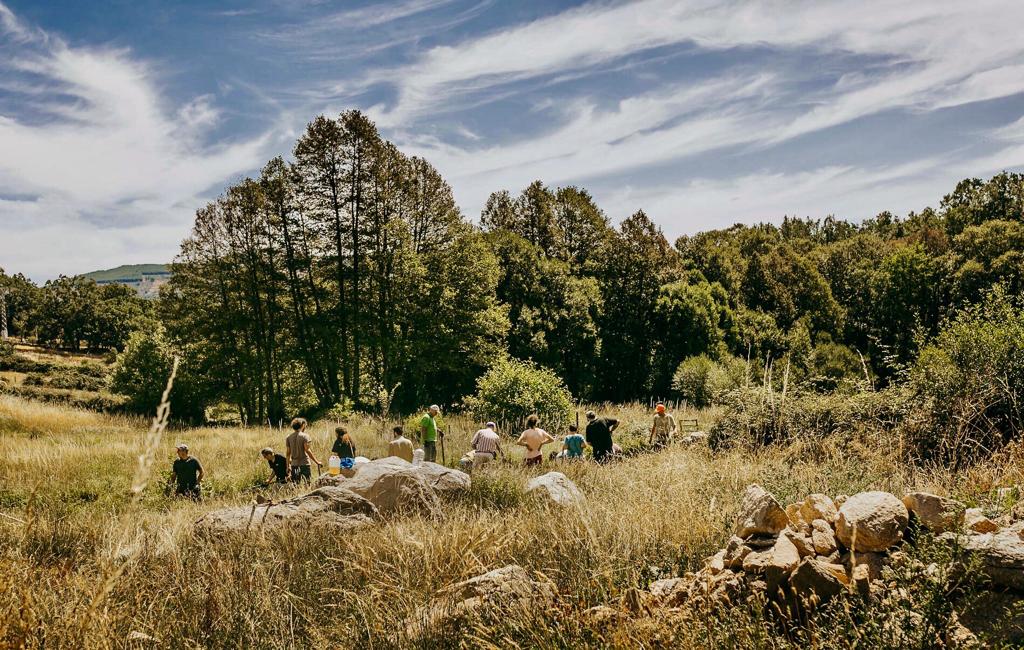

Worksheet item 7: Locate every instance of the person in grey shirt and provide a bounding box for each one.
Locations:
[285,417,321,483]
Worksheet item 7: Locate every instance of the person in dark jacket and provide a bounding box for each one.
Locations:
[169,444,204,499]
[584,411,619,463]
[332,427,356,459]
[261,447,289,485]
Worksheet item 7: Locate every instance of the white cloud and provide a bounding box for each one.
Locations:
[371,0,1024,218]
[0,2,275,280]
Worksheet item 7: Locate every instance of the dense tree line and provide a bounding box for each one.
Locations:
[3,110,1022,424]
[0,271,152,351]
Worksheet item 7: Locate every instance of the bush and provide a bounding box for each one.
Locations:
[671,354,747,408]
[907,286,1024,465]
[0,340,14,358]
[23,366,108,392]
[111,326,206,423]
[463,357,574,433]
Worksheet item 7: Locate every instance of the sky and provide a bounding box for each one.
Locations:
[1,0,1024,282]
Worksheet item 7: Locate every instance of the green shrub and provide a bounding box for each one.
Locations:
[671,354,747,408]
[23,366,108,392]
[0,340,14,358]
[463,357,574,432]
[111,326,206,422]
[907,286,1024,465]
[8,385,128,412]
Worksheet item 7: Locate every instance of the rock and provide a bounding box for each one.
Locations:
[403,565,556,644]
[801,494,838,525]
[742,548,774,573]
[782,528,815,558]
[903,492,966,533]
[195,486,377,535]
[582,605,624,627]
[851,563,871,598]
[649,577,686,600]
[844,550,887,582]
[772,533,801,572]
[834,494,849,508]
[707,549,726,574]
[724,536,752,569]
[964,508,999,534]
[525,472,585,507]
[945,612,980,649]
[734,484,789,539]
[340,457,442,514]
[790,557,848,606]
[785,503,805,528]
[415,461,472,497]
[745,534,778,549]
[944,527,1024,590]
[835,491,908,552]
[682,432,708,445]
[811,519,838,556]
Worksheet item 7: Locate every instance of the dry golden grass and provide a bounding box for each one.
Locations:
[0,395,1020,648]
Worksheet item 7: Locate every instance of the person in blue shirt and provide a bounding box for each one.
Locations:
[561,424,588,459]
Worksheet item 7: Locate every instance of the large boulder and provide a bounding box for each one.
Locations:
[903,492,965,534]
[964,508,1000,534]
[417,461,472,497]
[790,557,848,606]
[811,519,838,556]
[944,525,1024,590]
[801,494,838,525]
[526,472,585,507]
[734,484,789,539]
[835,491,908,552]
[402,565,556,644]
[340,457,442,514]
[195,486,377,535]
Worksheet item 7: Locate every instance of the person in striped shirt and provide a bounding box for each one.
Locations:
[470,422,504,468]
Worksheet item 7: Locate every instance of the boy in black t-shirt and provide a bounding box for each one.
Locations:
[261,447,289,485]
[170,444,204,499]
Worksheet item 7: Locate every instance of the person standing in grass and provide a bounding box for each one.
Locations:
[285,417,321,483]
[649,402,677,449]
[332,426,356,460]
[517,414,554,467]
[169,443,203,499]
[389,425,414,463]
[470,421,504,468]
[261,447,289,485]
[418,405,443,463]
[562,424,588,459]
[585,410,619,463]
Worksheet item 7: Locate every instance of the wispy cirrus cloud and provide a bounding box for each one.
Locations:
[0,1,277,279]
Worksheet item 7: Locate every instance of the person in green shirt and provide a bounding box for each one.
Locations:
[418,404,443,463]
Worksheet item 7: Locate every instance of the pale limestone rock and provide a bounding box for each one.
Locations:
[836,491,908,552]
[734,484,789,539]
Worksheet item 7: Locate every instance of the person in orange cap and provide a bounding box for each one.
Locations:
[649,402,677,449]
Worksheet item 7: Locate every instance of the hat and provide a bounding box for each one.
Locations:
[656,403,666,413]
[429,404,440,411]
[585,410,596,419]
[175,443,189,452]
[260,447,273,455]
[486,421,496,429]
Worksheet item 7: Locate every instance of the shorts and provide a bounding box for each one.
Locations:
[473,451,495,469]
[525,455,542,466]
[291,465,312,483]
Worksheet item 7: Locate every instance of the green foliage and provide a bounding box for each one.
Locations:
[652,279,735,392]
[111,326,206,423]
[908,286,1024,465]
[23,366,108,392]
[671,354,747,408]
[463,357,574,432]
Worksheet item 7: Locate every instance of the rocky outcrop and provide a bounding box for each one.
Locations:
[835,491,908,552]
[402,565,557,644]
[943,523,1024,590]
[317,457,470,512]
[903,492,966,534]
[195,486,377,535]
[734,484,789,538]
[526,472,585,507]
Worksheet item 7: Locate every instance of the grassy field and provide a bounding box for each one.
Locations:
[0,394,1021,648]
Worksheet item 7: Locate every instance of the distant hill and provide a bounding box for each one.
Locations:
[82,264,170,299]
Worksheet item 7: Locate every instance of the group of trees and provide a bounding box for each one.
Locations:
[0,272,152,351]
[4,109,1022,425]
